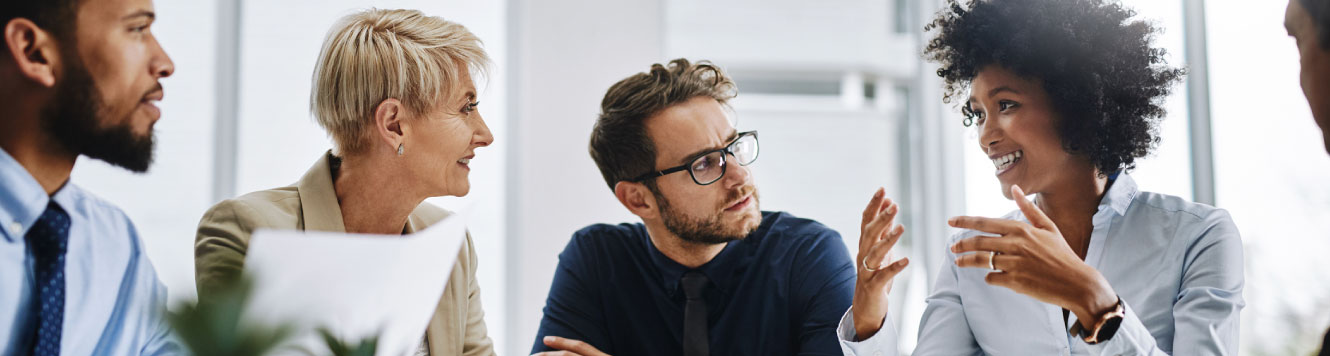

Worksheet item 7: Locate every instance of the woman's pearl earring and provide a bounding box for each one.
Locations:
[397,143,405,156]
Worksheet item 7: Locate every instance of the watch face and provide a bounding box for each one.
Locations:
[1097,314,1125,341]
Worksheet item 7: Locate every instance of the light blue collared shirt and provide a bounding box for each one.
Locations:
[0,148,182,355]
[838,174,1245,355]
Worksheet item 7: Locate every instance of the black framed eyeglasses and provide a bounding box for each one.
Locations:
[631,131,759,186]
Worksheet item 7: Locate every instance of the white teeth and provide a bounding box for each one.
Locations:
[458,158,471,164]
[990,150,1022,170]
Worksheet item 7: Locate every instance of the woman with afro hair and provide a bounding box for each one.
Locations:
[840,0,1244,354]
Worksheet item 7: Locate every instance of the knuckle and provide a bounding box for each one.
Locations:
[1017,243,1034,255]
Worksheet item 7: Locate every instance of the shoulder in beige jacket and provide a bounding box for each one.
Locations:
[194,151,495,356]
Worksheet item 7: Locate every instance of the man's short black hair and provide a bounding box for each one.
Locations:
[1,0,82,39]
[924,0,1185,176]
[1302,0,1330,49]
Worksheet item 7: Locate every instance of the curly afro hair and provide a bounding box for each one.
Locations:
[924,0,1185,175]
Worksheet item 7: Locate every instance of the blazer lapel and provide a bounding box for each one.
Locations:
[296,151,347,233]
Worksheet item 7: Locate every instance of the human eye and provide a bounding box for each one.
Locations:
[966,103,987,123]
[461,100,479,114]
[693,152,724,173]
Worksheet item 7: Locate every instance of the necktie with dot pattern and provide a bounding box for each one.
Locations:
[26,202,70,356]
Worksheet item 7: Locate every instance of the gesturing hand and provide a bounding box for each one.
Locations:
[532,336,611,356]
[947,185,1118,329]
[850,188,910,341]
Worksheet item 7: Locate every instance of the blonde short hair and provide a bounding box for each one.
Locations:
[310,8,490,154]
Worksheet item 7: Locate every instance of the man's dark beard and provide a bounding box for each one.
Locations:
[40,47,155,173]
[654,187,760,245]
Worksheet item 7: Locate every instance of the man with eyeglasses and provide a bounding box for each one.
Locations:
[530,59,857,356]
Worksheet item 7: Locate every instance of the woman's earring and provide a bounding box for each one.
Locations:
[397,143,405,156]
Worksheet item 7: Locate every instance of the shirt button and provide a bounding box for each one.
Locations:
[874,352,883,356]
[8,222,20,235]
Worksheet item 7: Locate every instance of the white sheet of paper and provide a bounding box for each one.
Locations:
[241,214,467,356]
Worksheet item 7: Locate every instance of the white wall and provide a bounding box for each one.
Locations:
[504,0,663,352]
[1207,1,1330,354]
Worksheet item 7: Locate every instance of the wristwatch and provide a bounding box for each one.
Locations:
[1069,297,1126,344]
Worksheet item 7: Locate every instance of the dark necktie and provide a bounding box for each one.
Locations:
[681,271,709,356]
[27,202,70,356]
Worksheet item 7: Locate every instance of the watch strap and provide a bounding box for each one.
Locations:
[1068,297,1126,345]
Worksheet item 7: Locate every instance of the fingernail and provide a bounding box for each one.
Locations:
[947,217,957,225]
[875,188,884,198]
[544,336,555,343]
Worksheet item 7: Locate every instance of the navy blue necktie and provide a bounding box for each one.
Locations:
[27,202,70,356]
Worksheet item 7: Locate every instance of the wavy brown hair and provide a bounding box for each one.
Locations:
[589,58,737,190]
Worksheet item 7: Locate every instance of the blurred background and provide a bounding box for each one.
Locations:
[73,0,1330,354]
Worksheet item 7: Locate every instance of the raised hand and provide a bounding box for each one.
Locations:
[850,188,910,340]
[947,185,1118,329]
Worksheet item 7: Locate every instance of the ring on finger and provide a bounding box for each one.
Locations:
[863,257,881,272]
[988,251,1000,271]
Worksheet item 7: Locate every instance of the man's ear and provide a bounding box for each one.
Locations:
[373,98,406,152]
[614,181,659,220]
[3,18,60,88]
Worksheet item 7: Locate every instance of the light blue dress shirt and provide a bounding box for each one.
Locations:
[838,174,1244,355]
[0,148,182,355]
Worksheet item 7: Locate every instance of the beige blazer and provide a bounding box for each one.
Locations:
[194,151,495,356]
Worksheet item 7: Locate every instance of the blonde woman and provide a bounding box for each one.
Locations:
[193,9,495,356]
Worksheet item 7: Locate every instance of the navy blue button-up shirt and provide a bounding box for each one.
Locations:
[532,211,855,355]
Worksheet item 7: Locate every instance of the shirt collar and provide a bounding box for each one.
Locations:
[0,148,53,243]
[646,212,774,297]
[646,237,739,297]
[1097,172,1139,218]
